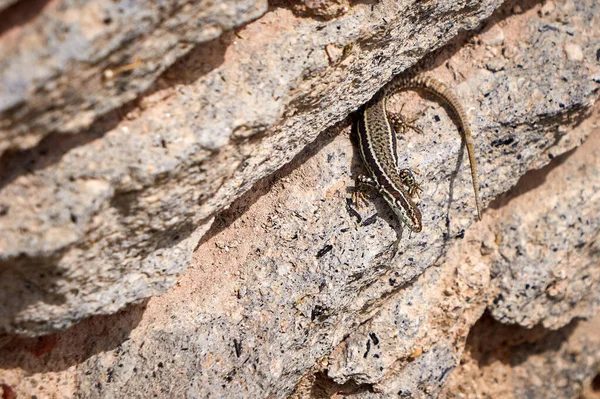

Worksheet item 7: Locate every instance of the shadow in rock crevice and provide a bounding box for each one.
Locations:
[0,29,234,191]
[0,0,52,36]
[0,299,148,374]
[464,311,580,369]
[487,145,577,212]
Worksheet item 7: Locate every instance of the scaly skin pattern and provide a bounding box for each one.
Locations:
[356,75,482,233]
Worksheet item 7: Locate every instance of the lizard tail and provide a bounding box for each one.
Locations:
[386,75,483,220]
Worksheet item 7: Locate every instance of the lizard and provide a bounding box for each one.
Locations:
[355,74,483,233]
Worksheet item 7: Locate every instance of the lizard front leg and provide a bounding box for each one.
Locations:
[398,168,423,198]
[388,103,425,135]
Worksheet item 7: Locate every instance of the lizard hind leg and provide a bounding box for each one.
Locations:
[389,105,425,198]
[388,103,425,135]
[352,174,379,207]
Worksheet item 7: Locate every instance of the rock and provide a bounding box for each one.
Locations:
[1,0,600,398]
[293,0,351,18]
[487,124,600,330]
[0,0,268,152]
[441,312,600,399]
[480,24,505,47]
[0,0,507,336]
[565,42,584,62]
[325,233,490,395]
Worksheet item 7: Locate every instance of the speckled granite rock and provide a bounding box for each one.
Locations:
[317,109,600,399]
[1,0,600,398]
[487,129,600,330]
[0,0,507,336]
[324,235,490,396]
[0,0,268,151]
[441,311,600,399]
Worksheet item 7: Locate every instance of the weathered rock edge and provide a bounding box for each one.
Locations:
[0,0,268,152]
[440,312,600,399]
[0,0,506,336]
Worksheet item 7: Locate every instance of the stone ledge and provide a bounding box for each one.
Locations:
[0,0,509,336]
[0,0,268,152]
[1,2,600,397]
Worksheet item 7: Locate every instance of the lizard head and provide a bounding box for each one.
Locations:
[381,189,423,232]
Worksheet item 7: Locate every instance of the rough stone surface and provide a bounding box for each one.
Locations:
[487,125,600,330]
[0,0,268,152]
[0,0,507,336]
[313,113,600,399]
[324,234,490,396]
[441,312,600,399]
[1,0,600,398]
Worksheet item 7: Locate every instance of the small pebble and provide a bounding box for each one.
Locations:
[564,43,584,62]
